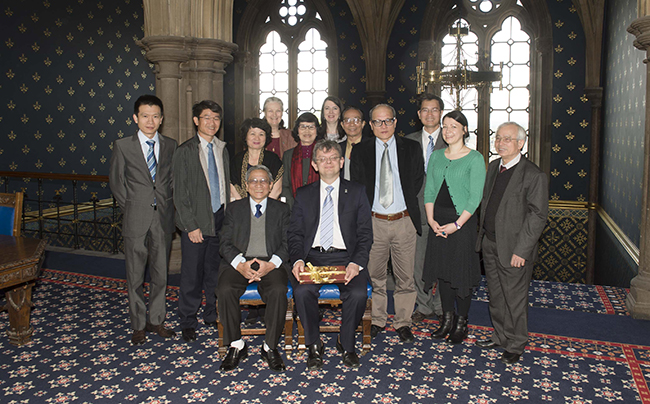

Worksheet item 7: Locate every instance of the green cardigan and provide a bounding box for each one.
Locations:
[424,148,486,216]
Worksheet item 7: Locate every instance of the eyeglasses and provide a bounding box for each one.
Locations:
[247,178,271,185]
[371,118,396,127]
[199,116,221,122]
[298,124,317,130]
[315,156,342,163]
[494,136,521,144]
[343,117,363,125]
[420,108,441,114]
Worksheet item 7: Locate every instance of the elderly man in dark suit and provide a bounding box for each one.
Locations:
[109,94,177,345]
[405,94,446,324]
[216,165,290,372]
[475,122,548,364]
[350,104,424,343]
[289,140,373,369]
[173,100,230,343]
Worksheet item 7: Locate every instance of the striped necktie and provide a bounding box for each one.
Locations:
[207,143,221,212]
[379,142,393,208]
[425,135,434,173]
[146,140,156,181]
[320,185,334,250]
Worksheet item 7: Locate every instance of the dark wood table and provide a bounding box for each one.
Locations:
[0,235,46,345]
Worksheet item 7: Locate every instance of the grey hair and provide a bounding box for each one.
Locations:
[263,97,283,111]
[497,122,527,141]
[245,164,273,182]
[369,103,396,121]
[313,139,343,159]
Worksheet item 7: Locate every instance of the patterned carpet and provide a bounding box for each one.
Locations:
[0,269,648,403]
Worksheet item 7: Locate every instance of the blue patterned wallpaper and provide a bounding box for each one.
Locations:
[601,0,646,247]
[0,0,154,201]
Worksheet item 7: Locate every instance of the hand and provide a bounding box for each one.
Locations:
[292,261,305,280]
[428,220,442,233]
[252,258,275,281]
[344,263,360,285]
[188,228,204,243]
[510,254,526,268]
[435,223,457,238]
[236,259,259,282]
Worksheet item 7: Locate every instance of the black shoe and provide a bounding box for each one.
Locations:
[220,344,248,371]
[446,315,468,344]
[370,325,385,339]
[181,328,196,342]
[476,338,499,349]
[261,347,286,372]
[336,337,360,368]
[396,326,415,343]
[501,351,521,364]
[411,311,436,323]
[204,321,218,329]
[306,340,325,370]
[431,311,455,339]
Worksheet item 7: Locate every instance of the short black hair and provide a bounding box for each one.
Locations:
[342,105,364,120]
[134,94,163,115]
[239,118,272,149]
[417,94,444,111]
[291,112,320,143]
[192,100,222,119]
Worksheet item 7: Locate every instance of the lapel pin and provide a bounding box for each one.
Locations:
[344,188,348,194]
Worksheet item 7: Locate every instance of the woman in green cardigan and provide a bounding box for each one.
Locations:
[423,110,486,345]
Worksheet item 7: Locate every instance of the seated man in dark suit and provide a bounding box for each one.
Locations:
[216,165,291,372]
[288,140,373,369]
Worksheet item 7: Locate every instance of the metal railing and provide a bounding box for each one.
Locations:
[0,171,122,253]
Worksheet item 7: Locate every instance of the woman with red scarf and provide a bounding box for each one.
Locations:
[281,112,321,208]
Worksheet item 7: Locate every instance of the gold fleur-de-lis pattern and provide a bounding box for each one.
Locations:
[0,0,155,201]
[602,0,645,248]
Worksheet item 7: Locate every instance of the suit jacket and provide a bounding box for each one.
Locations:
[109,132,177,238]
[288,179,373,269]
[476,156,549,267]
[173,135,230,236]
[220,197,290,268]
[406,129,446,226]
[349,136,425,235]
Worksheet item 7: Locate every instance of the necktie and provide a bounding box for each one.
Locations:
[146,140,156,181]
[255,204,262,218]
[500,165,507,174]
[320,185,334,250]
[425,135,434,174]
[207,143,221,212]
[379,143,393,208]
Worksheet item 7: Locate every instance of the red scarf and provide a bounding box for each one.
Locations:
[290,143,319,196]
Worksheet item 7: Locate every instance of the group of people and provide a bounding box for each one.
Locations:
[109,92,548,375]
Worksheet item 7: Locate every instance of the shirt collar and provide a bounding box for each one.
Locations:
[138,130,159,145]
[249,197,268,214]
[320,177,340,192]
[375,135,395,148]
[501,153,522,170]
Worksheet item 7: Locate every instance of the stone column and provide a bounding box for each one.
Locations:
[627,16,650,319]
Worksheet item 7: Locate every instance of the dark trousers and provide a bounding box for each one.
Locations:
[178,207,224,329]
[482,236,533,354]
[290,249,368,353]
[216,261,288,347]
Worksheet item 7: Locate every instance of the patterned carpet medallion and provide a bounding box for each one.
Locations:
[0,269,648,403]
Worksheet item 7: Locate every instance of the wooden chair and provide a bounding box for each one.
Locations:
[295,282,373,356]
[0,192,23,237]
[216,282,294,356]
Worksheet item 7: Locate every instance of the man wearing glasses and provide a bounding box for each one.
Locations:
[406,94,446,324]
[339,106,366,181]
[475,122,548,364]
[350,104,425,343]
[217,165,290,372]
[173,100,230,342]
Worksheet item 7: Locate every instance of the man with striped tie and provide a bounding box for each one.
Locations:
[110,95,178,345]
[288,140,373,369]
[173,100,230,343]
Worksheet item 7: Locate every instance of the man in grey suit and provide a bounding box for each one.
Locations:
[475,122,548,364]
[173,100,230,342]
[405,94,446,323]
[109,95,177,345]
[217,165,290,372]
